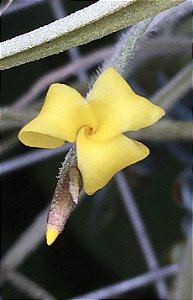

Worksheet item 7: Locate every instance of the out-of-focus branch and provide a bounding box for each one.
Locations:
[0,0,14,15]
[1,106,39,131]
[13,46,112,108]
[3,269,56,300]
[139,37,190,58]
[169,231,193,300]
[116,171,168,298]
[70,264,179,300]
[1,207,48,269]
[126,37,191,76]
[2,0,44,15]
[128,120,193,141]
[0,144,71,176]
[152,63,192,110]
[1,190,85,275]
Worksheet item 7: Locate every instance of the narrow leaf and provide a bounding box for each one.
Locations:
[0,0,183,70]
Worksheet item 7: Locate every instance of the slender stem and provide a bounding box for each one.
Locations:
[3,269,56,300]
[128,120,193,141]
[169,230,193,300]
[0,0,14,15]
[1,207,48,269]
[1,190,85,272]
[126,38,191,77]
[116,171,168,299]
[13,46,112,108]
[70,264,178,300]
[0,144,71,176]
[152,63,192,110]
[1,106,39,131]
[2,0,45,15]
[101,17,153,76]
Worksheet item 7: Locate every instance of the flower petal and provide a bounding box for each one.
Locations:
[18,83,96,148]
[88,67,165,141]
[77,128,149,195]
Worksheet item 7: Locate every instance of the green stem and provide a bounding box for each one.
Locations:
[102,17,153,76]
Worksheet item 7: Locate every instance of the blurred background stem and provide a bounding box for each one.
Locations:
[169,230,193,300]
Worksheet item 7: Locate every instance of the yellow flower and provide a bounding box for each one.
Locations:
[18,67,165,195]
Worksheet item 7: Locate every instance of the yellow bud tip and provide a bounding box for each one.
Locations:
[46,228,59,246]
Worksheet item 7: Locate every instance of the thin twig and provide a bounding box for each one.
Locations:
[137,37,190,59]
[0,0,14,15]
[13,46,112,108]
[1,105,39,131]
[1,207,48,269]
[70,264,179,300]
[3,0,45,15]
[116,171,168,299]
[152,63,192,110]
[126,37,191,76]
[128,120,193,141]
[1,190,85,272]
[3,269,56,300]
[0,144,71,176]
[169,230,193,300]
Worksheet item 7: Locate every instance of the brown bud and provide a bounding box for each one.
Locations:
[46,147,82,245]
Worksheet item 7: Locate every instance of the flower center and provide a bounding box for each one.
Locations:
[84,126,94,136]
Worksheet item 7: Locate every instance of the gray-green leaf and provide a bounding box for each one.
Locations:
[0,0,183,70]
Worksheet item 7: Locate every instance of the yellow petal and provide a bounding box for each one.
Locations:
[77,128,149,195]
[88,67,165,141]
[46,227,59,246]
[18,83,96,148]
